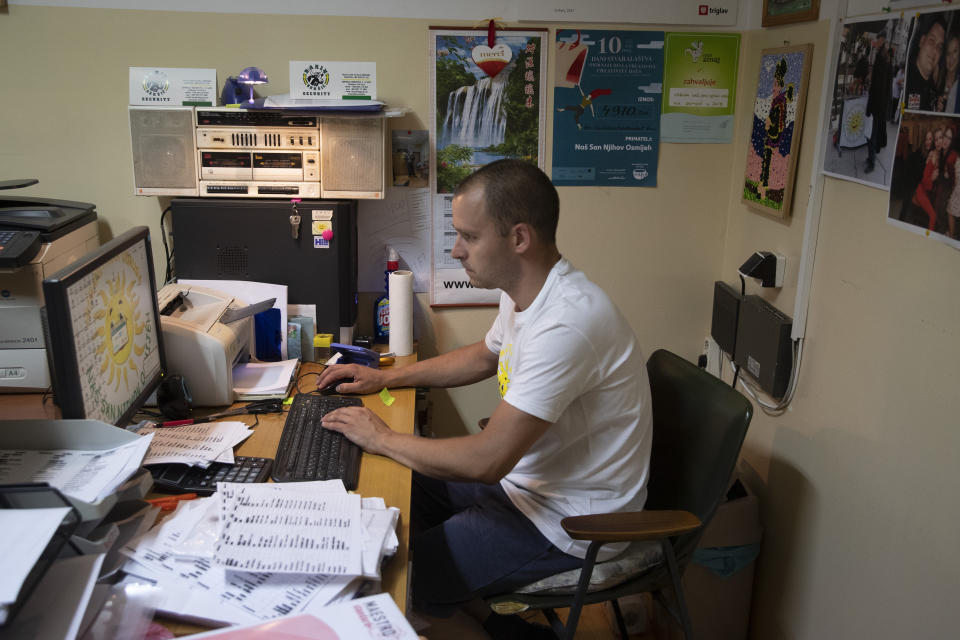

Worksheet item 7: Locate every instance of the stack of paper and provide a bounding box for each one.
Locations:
[0,436,153,504]
[0,554,104,638]
[232,359,299,400]
[120,480,400,627]
[0,507,73,624]
[137,421,253,467]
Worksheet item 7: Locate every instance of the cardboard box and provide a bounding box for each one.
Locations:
[612,477,763,640]
[683,479,762,640]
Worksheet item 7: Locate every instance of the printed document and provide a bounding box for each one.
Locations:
[137,421,253,466]
[0,436,152,504]
[216,483,363,575]
[0,507,72,615]
[185,593,418,639]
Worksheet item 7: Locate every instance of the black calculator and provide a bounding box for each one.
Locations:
[147,456,274,496]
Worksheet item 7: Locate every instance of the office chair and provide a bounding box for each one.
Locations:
[486,349,754,640]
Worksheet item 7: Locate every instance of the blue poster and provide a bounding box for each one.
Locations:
[552,29,664,187]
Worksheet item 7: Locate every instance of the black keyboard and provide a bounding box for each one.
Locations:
[148,456,273,496]
[272,393,364,488]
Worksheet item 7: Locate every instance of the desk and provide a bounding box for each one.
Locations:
[0,355,417,633]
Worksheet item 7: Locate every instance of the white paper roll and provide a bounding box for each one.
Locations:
[389,270,414,356]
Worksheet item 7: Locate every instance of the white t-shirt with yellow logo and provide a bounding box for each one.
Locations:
[485,258,652,561]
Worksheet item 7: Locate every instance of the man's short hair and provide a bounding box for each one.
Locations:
[919,14,946,39]
[454,159,559,243]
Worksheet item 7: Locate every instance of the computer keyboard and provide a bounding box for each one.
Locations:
[272,393,364,488]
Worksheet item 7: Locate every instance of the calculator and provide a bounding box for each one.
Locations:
[147,456,274,496]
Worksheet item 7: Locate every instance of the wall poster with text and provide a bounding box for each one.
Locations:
[429,27,548,305]
[552,29,664,187]
[661,32,741,143]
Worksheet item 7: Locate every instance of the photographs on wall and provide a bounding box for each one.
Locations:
[743,44,813,218]
[822,15,914,189]
[889,111,960,244]
[885,8,960,247]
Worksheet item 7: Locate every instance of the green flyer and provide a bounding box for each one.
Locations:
[661,33,741,143]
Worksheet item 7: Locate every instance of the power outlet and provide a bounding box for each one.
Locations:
[703,336,721,379]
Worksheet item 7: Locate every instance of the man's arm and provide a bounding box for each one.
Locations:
[320,398,551,484]
[315,340,499,395]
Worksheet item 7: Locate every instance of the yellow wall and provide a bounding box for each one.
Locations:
[1,6,958,638]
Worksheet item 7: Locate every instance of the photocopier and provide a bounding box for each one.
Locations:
[0,180,99,391]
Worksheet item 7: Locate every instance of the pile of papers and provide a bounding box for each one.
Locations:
[137,421,253,467]
[121,480,400,626]
[0,507,73,624]
[233,359,299,400]
[0,436,153,504]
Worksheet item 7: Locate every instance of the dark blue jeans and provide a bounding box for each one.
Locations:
[410,472,583,617]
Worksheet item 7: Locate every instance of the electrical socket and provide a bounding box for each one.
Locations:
[703,336,721,379]
[773,253,786,288]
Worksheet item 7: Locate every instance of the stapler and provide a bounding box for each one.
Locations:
[330,343,380,368]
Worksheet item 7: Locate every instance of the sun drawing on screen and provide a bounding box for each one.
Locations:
[93,261,147,391]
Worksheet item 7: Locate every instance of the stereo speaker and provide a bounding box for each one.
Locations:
[129,106,199,196]
[320,116,386,199]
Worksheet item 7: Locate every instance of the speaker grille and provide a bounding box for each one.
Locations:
[320,118,384,193]
[129,107,197,192]
[217,245,248,276]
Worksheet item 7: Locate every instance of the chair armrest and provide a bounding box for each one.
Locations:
[560,510,701,542]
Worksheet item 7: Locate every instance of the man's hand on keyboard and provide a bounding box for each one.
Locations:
[316,363,385,395]
[321,405,391,454]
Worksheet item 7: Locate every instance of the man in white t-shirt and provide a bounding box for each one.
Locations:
[318,160,651,637]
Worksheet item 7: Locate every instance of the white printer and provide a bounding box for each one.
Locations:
[0,183,99,391]
[157,283,254,406]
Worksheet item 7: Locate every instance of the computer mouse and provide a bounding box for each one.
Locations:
[320,378,354,395]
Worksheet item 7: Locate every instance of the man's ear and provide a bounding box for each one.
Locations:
[511,223,533,254]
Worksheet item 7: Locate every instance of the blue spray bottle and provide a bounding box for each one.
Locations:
[373,246,399,343]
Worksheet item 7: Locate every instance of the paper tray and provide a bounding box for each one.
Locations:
[0,484,81,627]
[0,419,151,524]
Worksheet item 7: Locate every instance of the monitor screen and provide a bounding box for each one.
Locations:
[42,226,166,426]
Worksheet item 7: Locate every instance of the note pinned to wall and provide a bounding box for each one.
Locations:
[357,188,430,293]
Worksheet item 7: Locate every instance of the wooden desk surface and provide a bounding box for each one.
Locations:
[247,359,416,612]
[0,355,417,632]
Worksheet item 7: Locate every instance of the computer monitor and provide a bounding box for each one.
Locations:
[41,226,166,426]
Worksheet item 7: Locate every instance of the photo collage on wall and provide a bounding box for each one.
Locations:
[888,9,960,247]
[824,8,960,249]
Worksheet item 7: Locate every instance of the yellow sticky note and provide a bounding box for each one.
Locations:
[283,396,294,405]
[379,387,395,406]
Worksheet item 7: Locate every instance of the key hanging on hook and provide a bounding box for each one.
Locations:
[289,198,301,240]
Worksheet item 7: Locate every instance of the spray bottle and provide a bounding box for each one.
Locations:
[373,246,399,343]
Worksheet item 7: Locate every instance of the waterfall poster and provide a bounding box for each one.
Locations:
[431,28,548,193]
[552,29,664,187]
[430,27,548,305]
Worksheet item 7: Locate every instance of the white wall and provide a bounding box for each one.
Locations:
[725,17,960,640]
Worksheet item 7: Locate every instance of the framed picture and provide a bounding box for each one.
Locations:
[742,43,813,217]
[762,0,820,28]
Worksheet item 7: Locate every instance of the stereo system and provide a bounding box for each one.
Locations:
[129,106,387,199]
